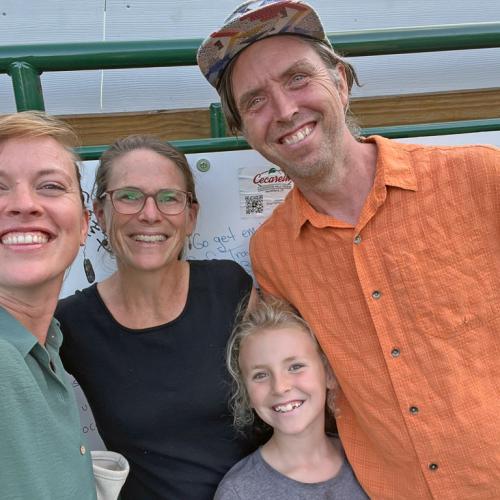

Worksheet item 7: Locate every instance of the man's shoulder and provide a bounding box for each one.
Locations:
[375,136,500,187]
[373,134,499,159]
[56,284,96,319]
[389,137,499,168]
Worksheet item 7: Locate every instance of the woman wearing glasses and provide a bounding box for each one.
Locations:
[56,135,256,500]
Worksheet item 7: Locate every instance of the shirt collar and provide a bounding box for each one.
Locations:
[290,135,418,237]
[367,135,418,191]
[0,307,62,357]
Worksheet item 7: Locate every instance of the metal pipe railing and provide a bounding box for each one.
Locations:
[1,23,499,74]
[1,22,499,146]
[1,22,500,112]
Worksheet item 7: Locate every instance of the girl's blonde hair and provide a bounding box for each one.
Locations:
[226,296,336,433]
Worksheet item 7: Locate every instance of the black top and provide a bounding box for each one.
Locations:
[57,260,254,500]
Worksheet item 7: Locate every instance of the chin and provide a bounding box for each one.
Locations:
[1,271,62,291]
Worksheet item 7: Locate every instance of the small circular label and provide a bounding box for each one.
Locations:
[196,159,211,172]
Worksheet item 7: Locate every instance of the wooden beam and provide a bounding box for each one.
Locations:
[61,88,500,146]
[62,108,211,146]
[351,87,500,127]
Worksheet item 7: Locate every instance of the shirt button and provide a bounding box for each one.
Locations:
[409,406,419,415]
[428,463,439,471]
[80,445,86,455]
[391,348,400,358]
[372,290,382,300]
[354,234,362,245]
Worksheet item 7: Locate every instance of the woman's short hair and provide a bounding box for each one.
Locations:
[0,111,84,205]
[226,296,336,433]
[93,134,197,204]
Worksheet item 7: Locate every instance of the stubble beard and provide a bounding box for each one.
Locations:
[280,131,347,194]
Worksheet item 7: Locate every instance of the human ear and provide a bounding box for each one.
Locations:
[80,209,90,246]
[92,199,107,234]
[186,201,199,235]
[335,64,350,110]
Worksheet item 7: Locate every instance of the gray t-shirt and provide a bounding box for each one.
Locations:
[214,442,369,499]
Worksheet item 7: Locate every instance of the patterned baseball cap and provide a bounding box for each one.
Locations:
[197,0,331,89]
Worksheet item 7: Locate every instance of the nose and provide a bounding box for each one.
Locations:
[271,372,292,395]
[137,194,162,223]
[272,88,299,123]
[3,185,43,217]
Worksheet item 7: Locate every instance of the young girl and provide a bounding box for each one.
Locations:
[215,298,368,499]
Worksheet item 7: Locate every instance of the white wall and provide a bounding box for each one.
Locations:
[0,0,499,114]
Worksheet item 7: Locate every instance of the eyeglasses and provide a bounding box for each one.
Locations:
[103,187,192,215]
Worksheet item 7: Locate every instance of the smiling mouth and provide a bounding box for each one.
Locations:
[1,231,49,245]
[280,124,314,145]
[132,234,167,242]
[272,400,304,413]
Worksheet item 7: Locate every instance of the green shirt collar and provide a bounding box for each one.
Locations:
[0,307,62,358]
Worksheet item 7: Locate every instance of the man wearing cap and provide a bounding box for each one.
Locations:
[197,1,500,499]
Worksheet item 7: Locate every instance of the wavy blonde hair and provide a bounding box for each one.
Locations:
[226,296,337,432]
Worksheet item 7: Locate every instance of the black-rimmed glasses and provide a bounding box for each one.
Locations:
[102,187,192,215]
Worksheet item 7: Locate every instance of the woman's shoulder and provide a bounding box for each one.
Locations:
[189,258,246,273]
[189,259,252,288]
[56,283,99,318]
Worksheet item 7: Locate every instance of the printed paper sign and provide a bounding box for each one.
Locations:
[239,165,293,218]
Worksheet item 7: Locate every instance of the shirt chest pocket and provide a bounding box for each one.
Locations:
[395,229,497,339]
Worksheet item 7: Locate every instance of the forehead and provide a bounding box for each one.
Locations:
[231,35,323,96]
[0,136,75,175]
[240,326,320,366]
[107,148,186,188]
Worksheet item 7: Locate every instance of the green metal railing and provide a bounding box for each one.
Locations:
[1,22,500,157]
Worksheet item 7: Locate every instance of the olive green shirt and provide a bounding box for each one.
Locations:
[0,307,96,500]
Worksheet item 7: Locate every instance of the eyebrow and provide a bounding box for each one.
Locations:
[237,58,317,110]
[0,167,73,181]
[249,356,303,370]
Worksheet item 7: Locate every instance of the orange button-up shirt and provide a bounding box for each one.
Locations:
[250,135,500,499]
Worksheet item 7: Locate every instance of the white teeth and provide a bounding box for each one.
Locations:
[282,125,313,145]
[1,232,49,245]
[133,234,166,242]
[273,401,303,413]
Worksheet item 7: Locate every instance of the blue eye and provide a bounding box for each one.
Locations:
[115,189,143,202]
[289,363,305,372]
[247,96,265,111]
[252,371,268,381]
[289,73,308,88]
[38,182,67,195]
[157,190,182,204]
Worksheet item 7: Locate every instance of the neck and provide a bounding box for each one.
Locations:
[264,421,328,461]
[98,259,189,328]
[262,426,342,482]
[297,137,378,225]
[0,285,59,344]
